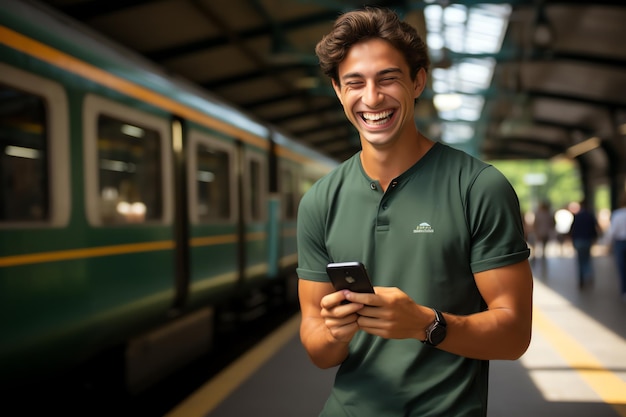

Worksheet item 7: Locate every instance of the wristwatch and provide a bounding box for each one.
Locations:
[423,308,447,346]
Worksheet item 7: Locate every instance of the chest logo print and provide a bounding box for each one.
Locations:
[413,222,434,234]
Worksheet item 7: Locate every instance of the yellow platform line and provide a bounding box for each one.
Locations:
[533,307,626,416]
[165,313,301,417]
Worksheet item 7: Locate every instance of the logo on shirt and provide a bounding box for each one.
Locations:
[413,222,434,233]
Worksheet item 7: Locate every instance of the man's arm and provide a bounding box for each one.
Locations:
[443,260,533,359]
[298,279,365,369]
[349,260,533,360]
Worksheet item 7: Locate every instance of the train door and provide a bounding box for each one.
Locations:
[82,94,176,329]
[278,159,300,273]
[240,144,269,286]
[185,129,240,307]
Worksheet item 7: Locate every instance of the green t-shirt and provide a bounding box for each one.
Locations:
[296,142,529,417]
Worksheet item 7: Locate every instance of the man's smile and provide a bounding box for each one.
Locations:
[359,109,395,126]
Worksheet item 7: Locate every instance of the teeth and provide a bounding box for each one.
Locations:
[362,110,393,121]
[361,110,394,126]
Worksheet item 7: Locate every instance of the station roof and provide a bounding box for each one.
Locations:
[34,0,626,173]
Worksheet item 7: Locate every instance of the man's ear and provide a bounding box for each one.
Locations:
[331,78,343,105]
[413,68,427,99]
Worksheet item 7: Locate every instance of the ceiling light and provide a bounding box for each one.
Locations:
[533,23,553,47]
[434,93,463,111]
[533,6,554,48]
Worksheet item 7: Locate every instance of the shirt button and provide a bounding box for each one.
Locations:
[382,204,388,210]
[370,182,377,190]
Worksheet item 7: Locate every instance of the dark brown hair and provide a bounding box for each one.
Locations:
[315,7,430,84]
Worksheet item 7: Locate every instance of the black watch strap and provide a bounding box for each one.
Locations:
[422,308,447,346]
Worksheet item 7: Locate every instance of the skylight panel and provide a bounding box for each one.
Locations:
[441,122,475,144]
[445,26,466,52]
[424,2,511,146]
[443,4,468,25]
[458,59,494,90]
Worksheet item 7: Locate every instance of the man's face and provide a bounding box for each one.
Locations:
[332,38,424,150]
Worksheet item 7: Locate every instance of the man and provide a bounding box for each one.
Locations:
[532,200,555,261]
[296,7,533,416]
[569,199,600,288]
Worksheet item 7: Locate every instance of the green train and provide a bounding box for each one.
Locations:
[0,0,337,393]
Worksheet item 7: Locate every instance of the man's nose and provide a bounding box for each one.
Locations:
[362,83,383,107]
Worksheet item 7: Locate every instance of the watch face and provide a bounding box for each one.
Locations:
[429,325,446,345]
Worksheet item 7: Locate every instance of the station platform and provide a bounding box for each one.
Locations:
[166,243,626,417]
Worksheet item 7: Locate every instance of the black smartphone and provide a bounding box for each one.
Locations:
[326,261,375,294]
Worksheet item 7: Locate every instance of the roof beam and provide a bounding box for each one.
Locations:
[145,11,339,61]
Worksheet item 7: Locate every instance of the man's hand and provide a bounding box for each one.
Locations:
[346,287,430,340]
[320,290,365,343]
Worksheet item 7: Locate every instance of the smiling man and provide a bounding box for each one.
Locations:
[296,7,533,417]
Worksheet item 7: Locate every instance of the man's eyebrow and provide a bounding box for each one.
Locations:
[340,67,404,81]
[379,68,403,76]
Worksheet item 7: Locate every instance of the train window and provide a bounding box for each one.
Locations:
[196,143,231,221]
[187,131,236,224]
[0,85,48,222]
[0,63,69,227]
[245,151,267,222]
[83,95,173,226]
[98,115,162,223]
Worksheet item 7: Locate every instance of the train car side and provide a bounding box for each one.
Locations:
[0,0,337,393]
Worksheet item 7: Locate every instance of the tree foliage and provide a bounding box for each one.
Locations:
[490,159,584,214]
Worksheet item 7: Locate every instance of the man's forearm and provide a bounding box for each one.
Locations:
[437,308,532,360]
[300,317,351,369]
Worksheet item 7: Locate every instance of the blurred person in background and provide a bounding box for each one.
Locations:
[554,206,574,256]
[606,192,626,301]
[569,199,601,289]
[532,200,555,261]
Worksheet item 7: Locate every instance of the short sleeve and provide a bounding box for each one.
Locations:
[466,166,530,273]
[296,186,332,282]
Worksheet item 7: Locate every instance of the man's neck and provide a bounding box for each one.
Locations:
[360,131,433,192]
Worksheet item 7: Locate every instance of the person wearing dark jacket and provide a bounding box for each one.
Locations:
[569,199,601,288]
